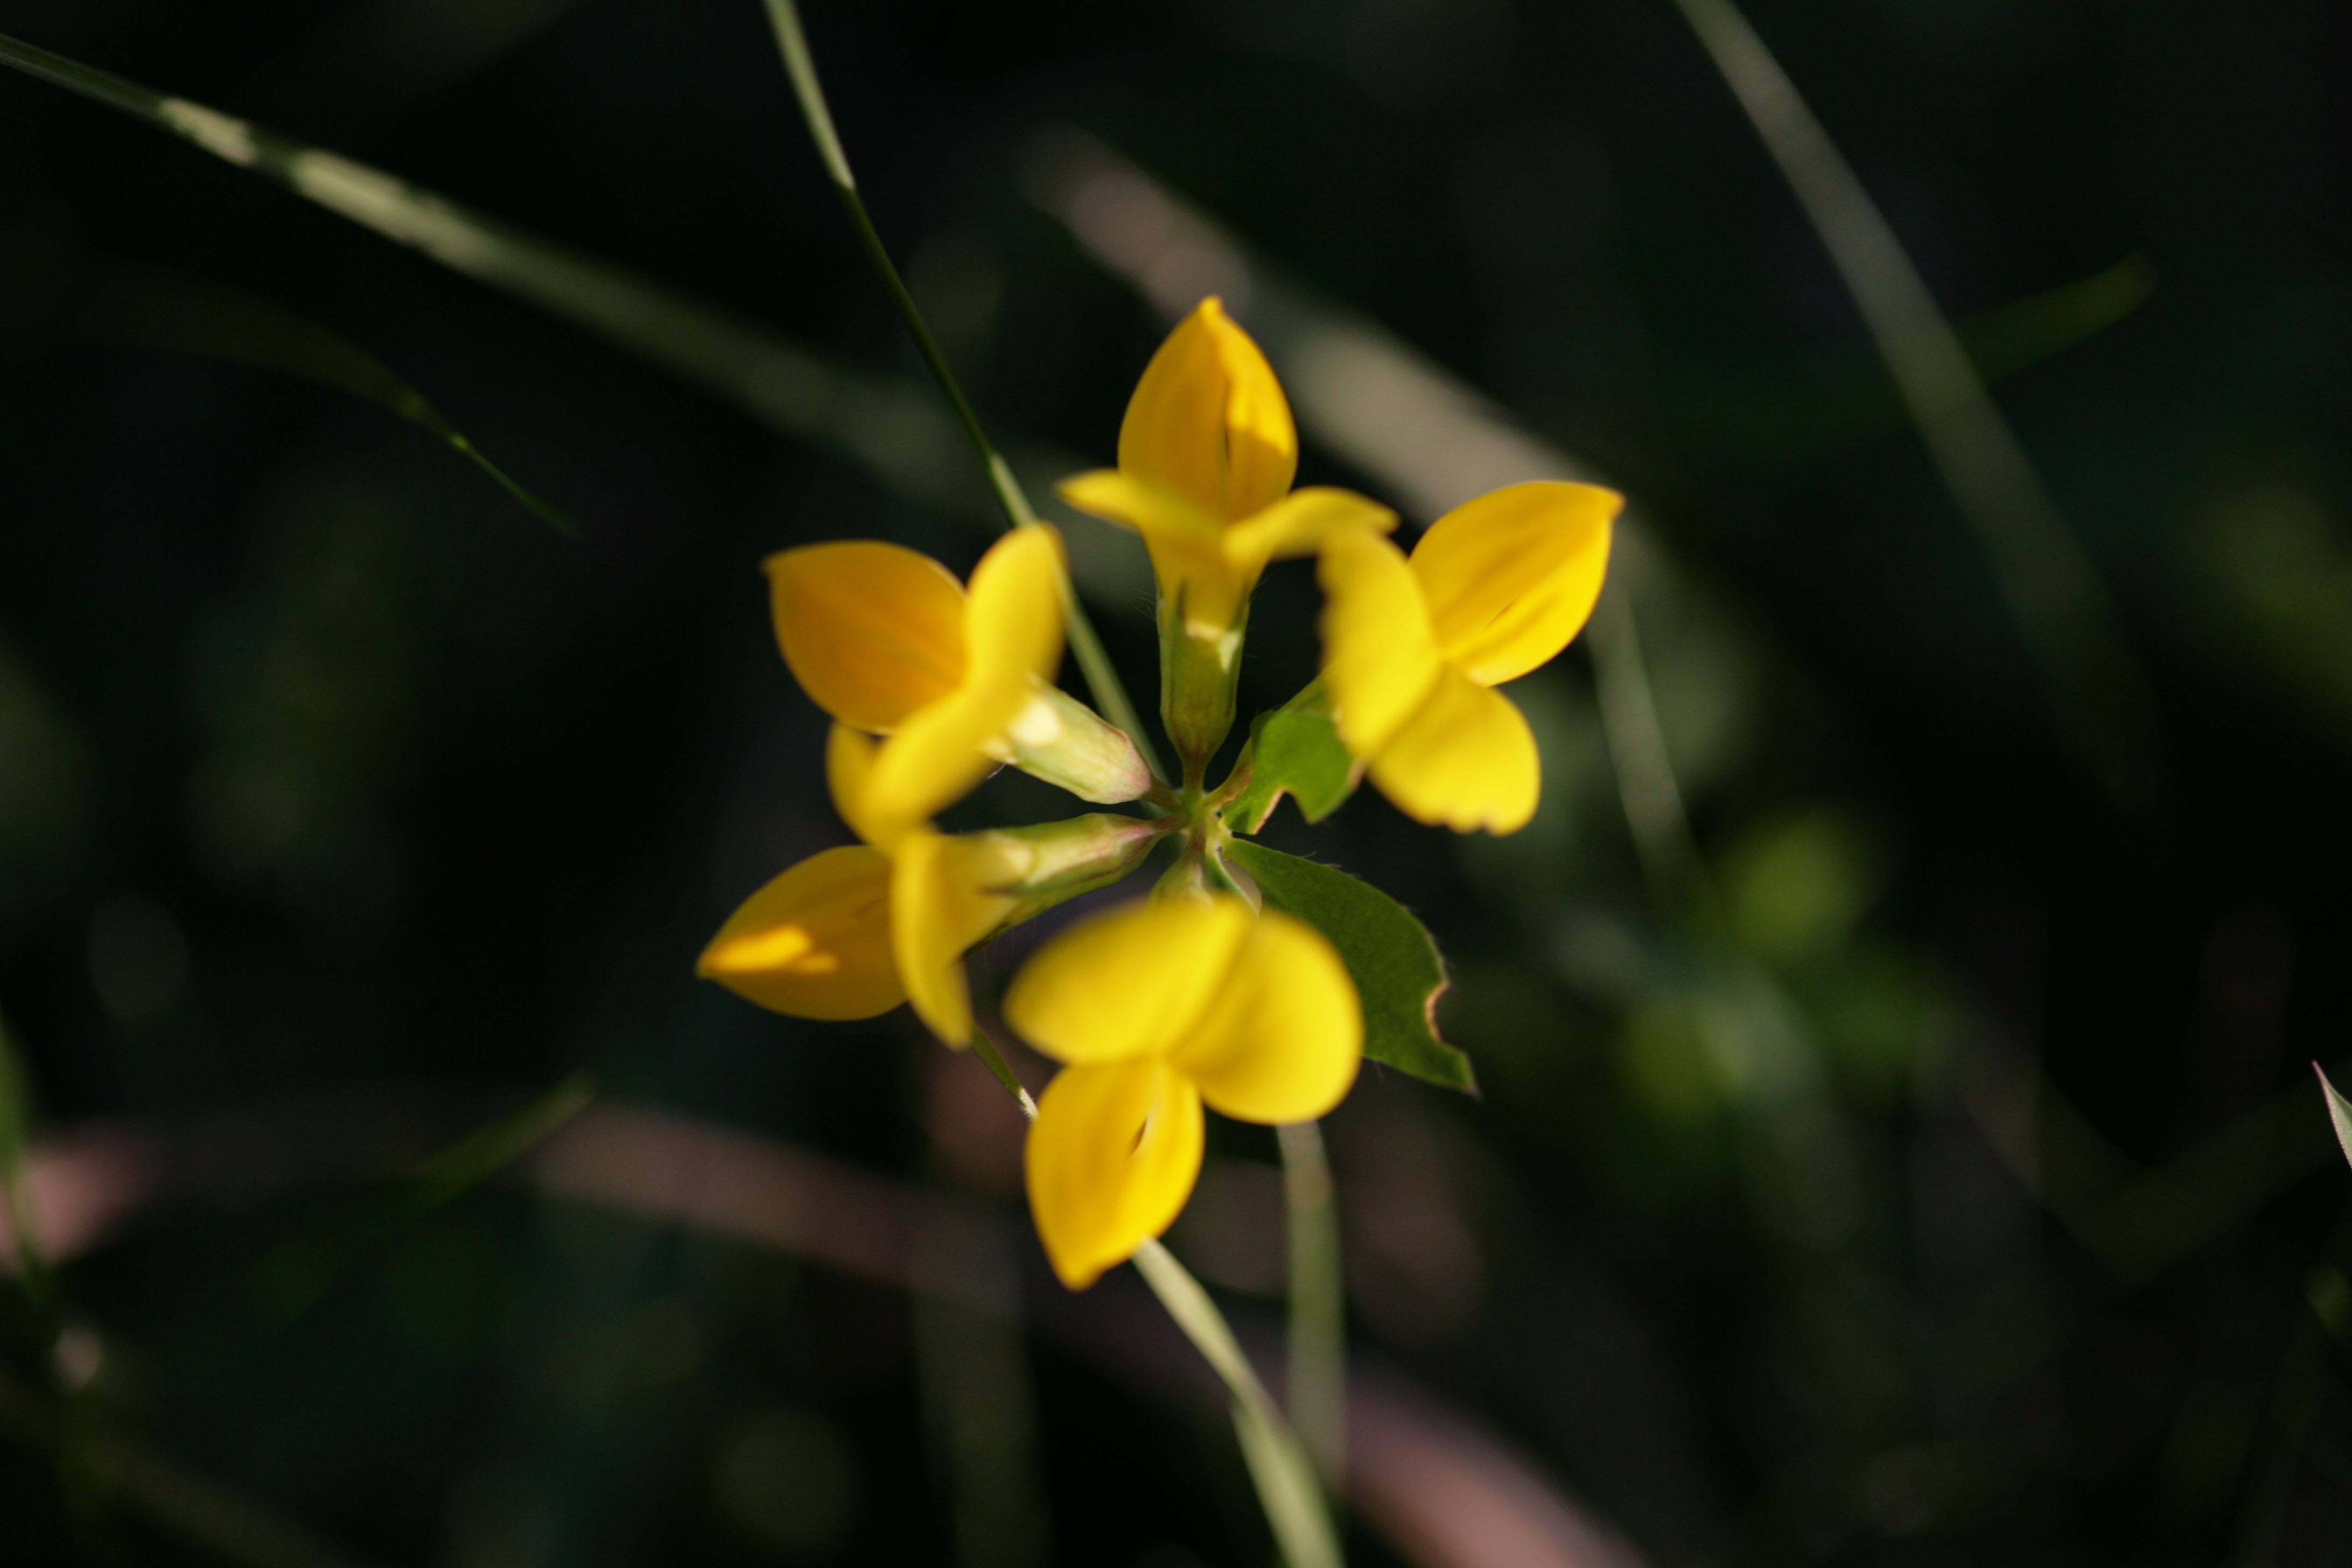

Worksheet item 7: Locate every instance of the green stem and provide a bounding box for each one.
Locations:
[755,0,1163,783]
[1277,1121,1345,1490]
[969,1023,1338,1567]
[1132,1240,1345,1568]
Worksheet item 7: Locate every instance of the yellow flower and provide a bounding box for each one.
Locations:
[1318,481,1619,835]
[696,726,1016,1038]
[700,726,1159,1047]
[695,842,904,1020]
[765,526,1069,848]
[1006,896,1362,1289]
[1058,298,1396,758]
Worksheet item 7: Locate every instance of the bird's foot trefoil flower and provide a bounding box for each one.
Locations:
[765,526,1151,844]
[1004,893,1361,1289]
[707,290,1620,1292]
[699,725,1168,1044]
[1319,480,1619,834]
[1057,298,1396,771]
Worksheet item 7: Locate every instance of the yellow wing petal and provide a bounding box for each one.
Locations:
[1059,468,1244,631]
[824,724,888,848]
[1408,481,1619,687]
[697,846,904,1020]
[965,526,1068,690]
[891,830,1020,1046]
[1117,298,1297,522]
[765,542,967,731]
[1002,897,1253,1066]
[1025,1058,1206,1290]
[1317,526,1444,758]
[1174,909,1361,1124]
[1366,666,1541,834]
[857,680,1024,843]
[1223,486,1398,567]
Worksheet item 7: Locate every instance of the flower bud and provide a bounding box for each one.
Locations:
[994,685,1154,805]
[967,812,1170,908]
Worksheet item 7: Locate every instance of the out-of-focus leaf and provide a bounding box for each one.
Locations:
[2317,1063,2352,1172]
[1225,685,1358,834]
[1224,841,1475,1094]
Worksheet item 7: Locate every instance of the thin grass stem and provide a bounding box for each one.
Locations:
[754,0,1163,781]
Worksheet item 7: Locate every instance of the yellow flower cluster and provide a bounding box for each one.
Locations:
[703,297,1618,1288]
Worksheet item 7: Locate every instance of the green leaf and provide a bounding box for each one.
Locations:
[1224,687,1359,835]
[1224,840,1475,1094]
[2318,1063,2352,1173]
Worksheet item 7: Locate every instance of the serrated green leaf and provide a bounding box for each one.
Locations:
[2318,1063,2352,1173]
[1224,840,1475,1094]
[1224,686,1359,835]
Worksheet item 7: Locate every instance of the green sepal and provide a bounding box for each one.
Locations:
[1223,840,1476,1094]
[1223,685,1360,835]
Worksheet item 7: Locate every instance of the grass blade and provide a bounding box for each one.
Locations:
[1664,0,2165,816]
[31,258,571,530]
[754,0,1163,780]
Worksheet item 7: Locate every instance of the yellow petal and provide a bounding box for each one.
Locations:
[858,680,1023,843]
[1317,526,1444,757]
[1366,666,1541,834]
[1058,469,1243,631]
[1408,482,1619,686]
[1025,1058,1206,1290]
[697,846,904,1020]
[964,526,1067,690]
[891,830,1020,1046]
[824,724,887,847]
[1223,486,1398,568]
[1174,909,1362,1124]
[1002,897,1254,1065]
[1117,298,1297,522]
[765,542,967,731]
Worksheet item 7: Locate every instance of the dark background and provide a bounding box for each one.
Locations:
[3,1,2351,1564]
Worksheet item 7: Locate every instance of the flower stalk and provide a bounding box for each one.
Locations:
[1279,1119,1346,1490]
[755,0,1161,783]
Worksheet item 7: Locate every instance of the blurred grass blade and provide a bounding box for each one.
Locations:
[1683,255,2159,465]
[401,1069,596,1209]
[0,1362,381,1568]
[0,29,1158,733]
[754,0,1163,781]
[251,1072,594,1319]
[2318,1064,2352,1172]
[1665,0,2166,816]
[70,260,569,530]
[1278,1121,1346,1491]
[1963,255,2157,387]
